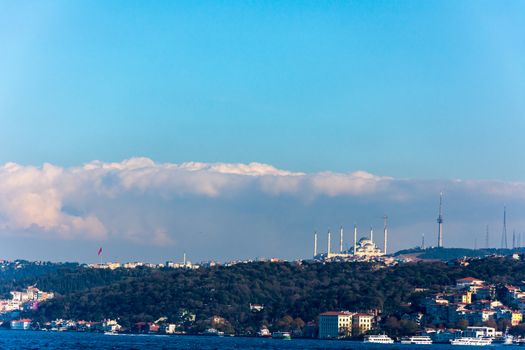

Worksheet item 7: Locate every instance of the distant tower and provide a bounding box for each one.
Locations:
[501,206,508,249]
[513,230,516,249]
[353,224,357,254]
[421,233,426,249]
[437,192,444,248]
[313,231,318,258]
[383,215,388,255]
[340,226,344,253]
[370,226,374,242]
[327,229,331,257]
[485,225,489,249]
[183,252,187,265]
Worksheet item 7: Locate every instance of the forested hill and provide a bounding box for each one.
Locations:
[394,247,525,261]
[15,256,525,332]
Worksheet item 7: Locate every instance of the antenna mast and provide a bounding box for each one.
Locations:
[501,206,508,249]
[437,192,443,247]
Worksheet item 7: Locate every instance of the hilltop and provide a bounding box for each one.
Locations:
[394,247,525,261]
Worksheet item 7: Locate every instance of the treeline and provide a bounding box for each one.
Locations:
[21,256,525,333]
[394,247,525,261]
[0,256,521,333]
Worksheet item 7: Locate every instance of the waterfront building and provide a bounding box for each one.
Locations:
[160,323,177,334]
[318,311,353,339]
[10,319,31,330]
[352,313,374,335]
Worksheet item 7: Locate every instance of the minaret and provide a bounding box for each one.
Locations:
[313,231,318,258]
[339,226,344,253]
[327,229,331,257]
[370,226,374,242]
[183,252,187,266]
[353,224,357,255]
[437,192,443,248]
[383,215,388,255]
[421,233,426,249]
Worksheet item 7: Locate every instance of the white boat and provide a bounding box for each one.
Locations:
[272,331,291,340]
[450,337,493,346]
[400,335,433,344]
[364,334,394,344]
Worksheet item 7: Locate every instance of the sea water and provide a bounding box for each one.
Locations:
[0,331,517,350]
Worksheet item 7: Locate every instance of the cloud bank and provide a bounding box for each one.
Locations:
[1,158,524,261]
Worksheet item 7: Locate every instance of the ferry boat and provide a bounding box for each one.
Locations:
[272,331,291,340]
[450,337,493,346]
[202,328,225,336]
[400,335,433,344]
[363,334,394,344]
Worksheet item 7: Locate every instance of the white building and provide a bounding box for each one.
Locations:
[318,311,353,339]
[463,326,496,338]
[11,319,31,330]
[456,277,484,289]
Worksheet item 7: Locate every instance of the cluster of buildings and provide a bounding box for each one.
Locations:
[423,277,522,327]
[8,310,198,334]
[317,311,376,339]
[88,257,284,271]
[0,286,54,319]
[88,259,201,270]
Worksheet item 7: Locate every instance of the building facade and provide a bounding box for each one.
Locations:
[318,311,353,339]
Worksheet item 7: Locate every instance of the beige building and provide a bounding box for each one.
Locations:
[352,313,374,334]
[318,311,353,339]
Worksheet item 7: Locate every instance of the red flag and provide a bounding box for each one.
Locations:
[98,247,103,256]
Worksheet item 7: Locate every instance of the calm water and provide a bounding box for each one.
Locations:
[0,331,519,350]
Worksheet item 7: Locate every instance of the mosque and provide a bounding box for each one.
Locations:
[313,222,387,260]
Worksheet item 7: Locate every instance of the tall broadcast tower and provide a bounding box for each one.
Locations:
[437,192,444,248]
[501,206,508,249]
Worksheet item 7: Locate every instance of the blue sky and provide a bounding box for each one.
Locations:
[0,2,524,262]
[2,1,524,179]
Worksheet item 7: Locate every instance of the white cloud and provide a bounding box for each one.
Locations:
[0,157,524,259]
